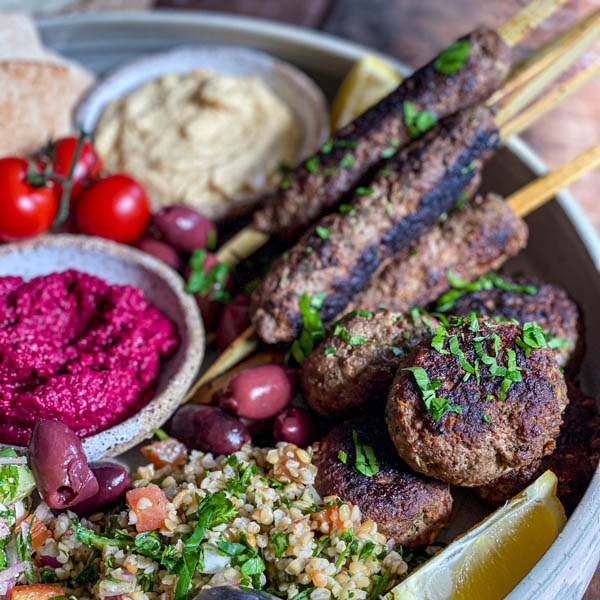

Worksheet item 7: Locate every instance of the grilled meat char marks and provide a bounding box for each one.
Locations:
[351,194,528,313]
[386,319,568,487]
[475,381,600,514]
[252,107,500,344]
[301,310,439,417]
[452,277,582,370]
[254,27,511,238]
[314,417,453,548]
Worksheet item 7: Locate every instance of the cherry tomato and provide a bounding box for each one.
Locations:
[75,174,151,243]
[44,136,102,203]
[0,158,58,242]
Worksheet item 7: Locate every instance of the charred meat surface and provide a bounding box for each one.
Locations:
[252,107,499,344]
[314,417,453,548]
[451,276,582,370]
[301,309,438,417]
[254,28,510,238]
[474,381,600,514]
[351,194,528,313]
[386,318,568,487]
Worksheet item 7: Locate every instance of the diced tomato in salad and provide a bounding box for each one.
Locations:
[140,438,188,469]
[126,484,169,533]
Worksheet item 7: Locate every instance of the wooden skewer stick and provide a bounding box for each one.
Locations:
[507,142,600,218]
[488,7,600,106]
[500,60,600,138]
[495,8,600,126]
[497,0,569,47]
[192,140,600,394]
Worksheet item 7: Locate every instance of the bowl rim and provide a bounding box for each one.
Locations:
[35,10,600,597]
[0,233,205,460]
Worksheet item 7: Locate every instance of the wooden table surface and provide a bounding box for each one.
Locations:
[41,0,600,596]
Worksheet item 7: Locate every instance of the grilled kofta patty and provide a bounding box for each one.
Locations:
[301,309,438,417]
[386,318,568,487]
[314,418,453,548]
[450,276,582,370]
[475,381,600,514]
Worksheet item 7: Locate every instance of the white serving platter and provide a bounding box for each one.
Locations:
[36,10,600,599]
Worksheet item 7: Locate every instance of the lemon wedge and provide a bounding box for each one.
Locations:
[330,54,402,131]
[387,470,567,600]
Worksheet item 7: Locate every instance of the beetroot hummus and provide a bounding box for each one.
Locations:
[0,269,179,446]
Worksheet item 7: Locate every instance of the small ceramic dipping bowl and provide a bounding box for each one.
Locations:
[0,234,204,461]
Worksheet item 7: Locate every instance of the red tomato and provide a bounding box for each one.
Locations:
[75,174,151,243]
[48,136,102,202]
[0,158,58,242]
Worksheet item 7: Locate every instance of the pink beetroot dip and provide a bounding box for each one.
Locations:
[0,269,179,446]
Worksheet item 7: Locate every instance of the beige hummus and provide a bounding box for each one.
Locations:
[94,69,300,220]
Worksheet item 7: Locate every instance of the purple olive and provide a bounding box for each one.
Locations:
[217,294,250,352]
[133,236,182,271]
[28,420,98,510]
[217,365,297,420]
[273,407,316,447]
[154,205,217,254]
[170,404,250,455]
[71,462,131,515]
[193,587,277,599]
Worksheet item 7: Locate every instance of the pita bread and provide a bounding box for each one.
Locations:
[0,13,96,156]
[0,61,73,156]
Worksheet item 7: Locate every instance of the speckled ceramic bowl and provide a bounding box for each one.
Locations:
[0,234,204,461]
[75,45,330,220]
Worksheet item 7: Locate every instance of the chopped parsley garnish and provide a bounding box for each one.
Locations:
[324,346,337,355]
[271,532,289,558]
[280,173,294,189]
[483,413,491,423]
[380,137,400,159]
[206,228,217,251]
[316,225,330,239]
[174,492,237,600]
[305,156,320,174]
[321,138,334,153]
[340,153,355,168]
[339,203,356,216]
[225,463,257,497]
[185,249,232,303]
[403,101,437,138]
[460,160,477,174]
[355,186,374,196]
[436,271,537,312]
[287,293,326,364]
[403,366,462,421]
[352,431,379,477]
[334,309,373,325]
[334,325,367,346]
[335,140,359,149]
[338,450,348,464]
[434,39,471,74]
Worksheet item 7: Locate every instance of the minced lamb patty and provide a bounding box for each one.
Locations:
[450,276,582,371]
[474,380,600,513]
[386,317,568,487]
[314,417,453,548]
[301,309,438,417]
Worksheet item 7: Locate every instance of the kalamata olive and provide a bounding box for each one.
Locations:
[185,252,233,328]
[217,365,297,419]
[154,205,217,253]
[133,236,182,271]
[71,462,131,515]
[273,407,316,447]
[193,586,276,599]
[28,420,98,510]
[170,404,250,455]
[217,294,250,351]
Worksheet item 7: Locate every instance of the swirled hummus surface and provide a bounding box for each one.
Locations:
[94,70,300,220]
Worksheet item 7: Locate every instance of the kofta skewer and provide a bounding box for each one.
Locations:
[252,106,499,345]
[187,142,600,398]
[215,1,591,268]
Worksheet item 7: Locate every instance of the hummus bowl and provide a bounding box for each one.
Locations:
[76,45,329,220]
[0,234,204,461]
